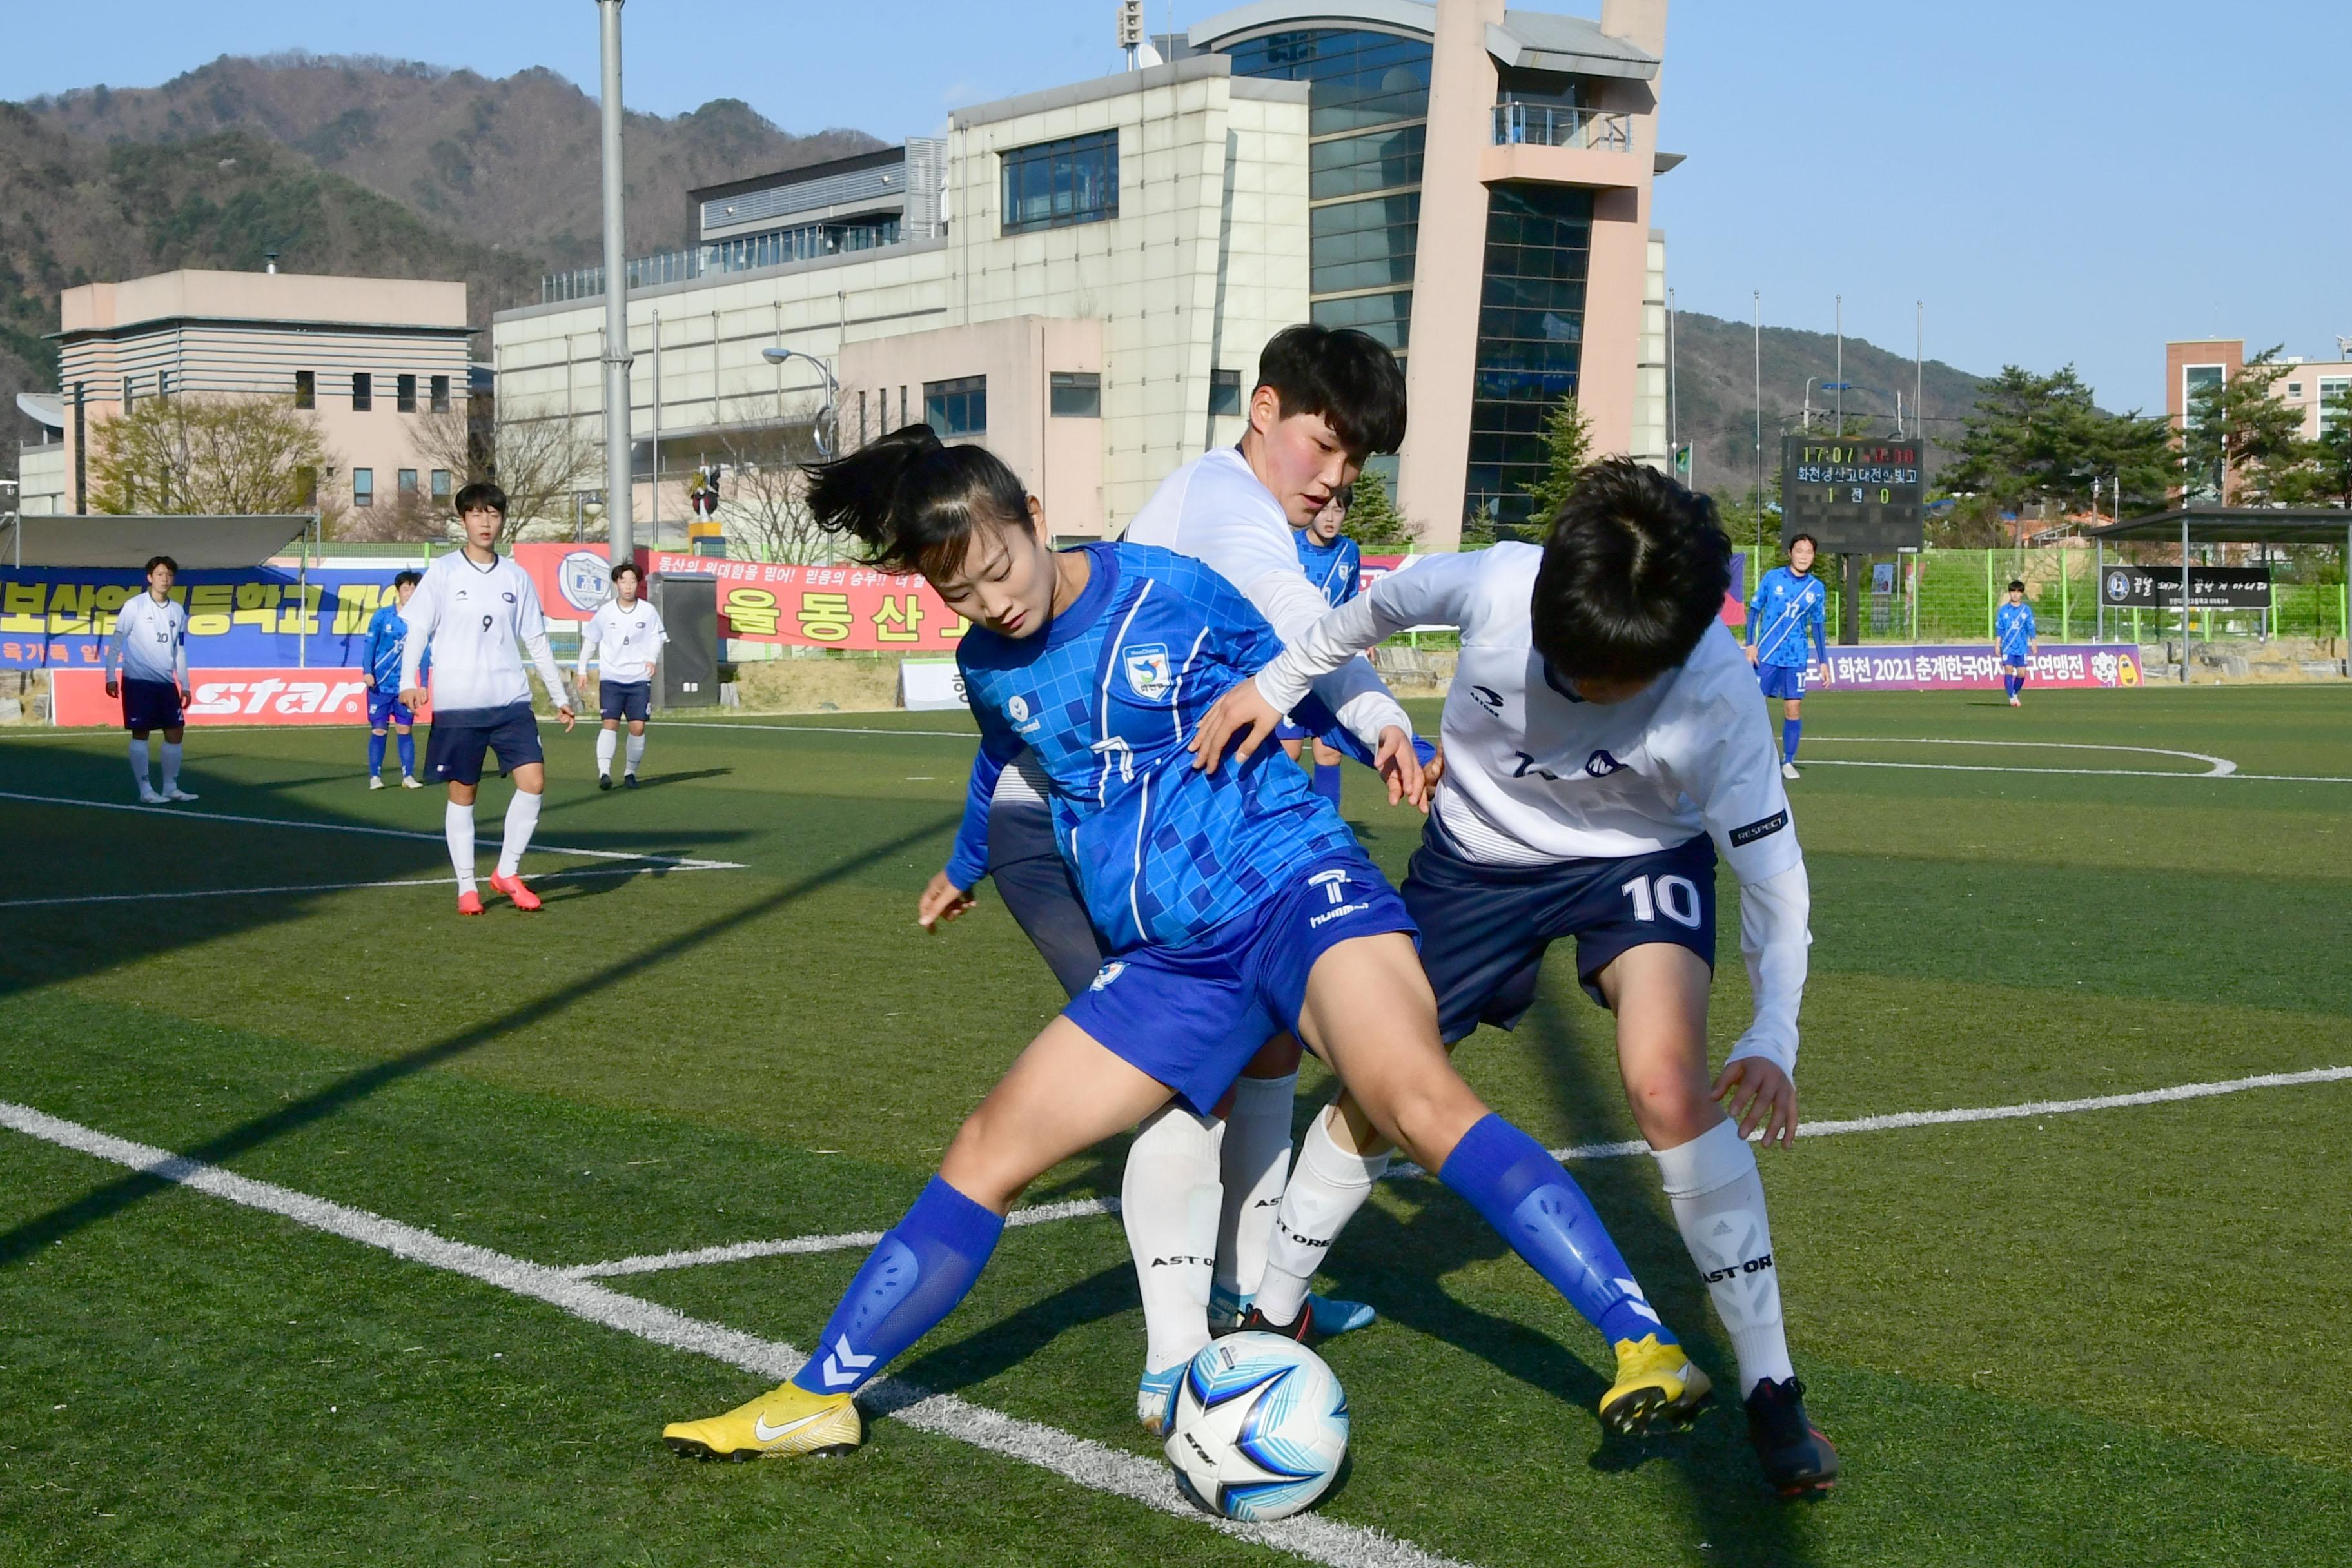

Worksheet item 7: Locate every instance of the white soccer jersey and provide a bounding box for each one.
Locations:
[398,549,568,714]
[105,592,189,685]
[1251,542,1812,1075]
[578,599,668,685]
[1124,446,1409,750]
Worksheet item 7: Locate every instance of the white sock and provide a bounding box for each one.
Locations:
[496,789,542,877]
[596,729,617,776]
[625,731,646,775]
[1653,1117,1795,1396]
[444,801,477,894]
[128,738,151,792]
[1255,1106,1390,1328]
[1122,1104,1224,1375]
[160,741,182,793]
[1213,1072,1297,1301]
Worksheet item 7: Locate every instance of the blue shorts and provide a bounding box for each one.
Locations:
[1061,850,1417,1113]
[2003,653,2028,670]
[423,701,543,786]
[368,690,416,728]
[121,678,183,732]
[1756,663,1807,700]
[1404,817,1717,1044]
[599,680,652,723]
[1274,720,1311,743]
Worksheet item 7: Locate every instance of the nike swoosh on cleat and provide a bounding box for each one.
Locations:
[752,1409,834,1443]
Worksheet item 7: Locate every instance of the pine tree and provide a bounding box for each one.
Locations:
[1340,466,1417,551]
[1516,395,1593,529]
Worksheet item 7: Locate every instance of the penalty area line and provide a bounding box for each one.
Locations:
[0,862,741,912]
[578,1064,2352,1273]
[0,1102,1471,1568]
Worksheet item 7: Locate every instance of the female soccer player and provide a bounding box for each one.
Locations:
[660,427,1707,1461]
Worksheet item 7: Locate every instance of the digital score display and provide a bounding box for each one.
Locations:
[1780,436,1925,552]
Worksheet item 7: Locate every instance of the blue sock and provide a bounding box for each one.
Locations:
[1311,761,1342,808]
[1437,1113,1672,1348]
[1781,718,1801,763]
[790,1176,1004,1395]
[397,731,416,775]
[368,730,387,776]
[2005,674,2019,698]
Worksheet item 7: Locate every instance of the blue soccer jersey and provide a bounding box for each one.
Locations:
[364,602,426,694]
[1746,566,1827,669]
[943,544,1363,955]
[1295,531,1362,610]
[1995,600,2037,657]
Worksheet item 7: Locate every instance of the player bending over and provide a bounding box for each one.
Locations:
[363,570,427,789]
[398,483,575,914]
[1278,485,1362,811]
[1193,458,1838,1498]
[661,428,1706,1463]
[578,562,667,789]
[1995,579,2037,707]
[1745,533,1826,778]
[103,554,197,803]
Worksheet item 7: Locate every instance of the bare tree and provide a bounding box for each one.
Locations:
[414,397,600,547]
[87,393,343,529]
[703,396,836,562]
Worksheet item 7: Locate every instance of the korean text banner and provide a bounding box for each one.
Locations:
[0,565,408,671]
[53,667,374,727]
[1809,644,2143,692]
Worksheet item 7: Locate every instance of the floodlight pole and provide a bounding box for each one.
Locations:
[598,0,636,574]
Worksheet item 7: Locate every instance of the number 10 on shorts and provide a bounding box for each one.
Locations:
[1620,873,1703,928]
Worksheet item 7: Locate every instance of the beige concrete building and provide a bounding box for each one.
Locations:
[2166,337,2352,442]
[31,269,471,518]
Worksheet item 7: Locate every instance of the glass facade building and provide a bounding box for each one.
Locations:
[1468,184,1594,525]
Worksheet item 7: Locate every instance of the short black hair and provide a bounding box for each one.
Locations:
[1788,533,1818,552]
[2008,578,2026,593]
[1253,324,1407,456]
[392,569,422,590]
[143,554,179,576]
[1531,458,1732,684]
[454,480,507,516]
[611,562,642,585]
[804,424,1032,579]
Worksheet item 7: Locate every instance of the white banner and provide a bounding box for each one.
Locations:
[899,659,970,712]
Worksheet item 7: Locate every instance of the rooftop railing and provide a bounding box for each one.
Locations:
[1491,102,1632,153]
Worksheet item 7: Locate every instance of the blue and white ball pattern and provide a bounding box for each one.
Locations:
[1164,1332,1349,1522]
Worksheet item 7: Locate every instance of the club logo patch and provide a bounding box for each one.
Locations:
[1470,684,1505,714]
[1123,643,1172,701]
[1730,809,1788,847]
[1088,961,1127,992]
[559,549,615,612]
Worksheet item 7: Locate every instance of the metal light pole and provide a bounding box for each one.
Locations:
[763,348,841,459]
[598,0,635,571]
[1753,291,1764,594]
[1834,294,1843,433]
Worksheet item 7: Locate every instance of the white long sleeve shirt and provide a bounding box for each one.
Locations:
[1123,446,1411,754]
[577,598,668,685]
[1251,543,1813,1078]
[398,549,567,715]
[105,591,190,686]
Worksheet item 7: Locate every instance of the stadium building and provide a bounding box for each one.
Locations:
[489,0,1676,547]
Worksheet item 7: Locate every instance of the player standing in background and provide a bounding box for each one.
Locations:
[103,554,196,804]
[398,483,574,914]
[1193,459,1837,1498]
[577,562,667,790]
[1995,579,2037,707]
[1279,485,1362,811]
[363,570,427,790]
[1746,534,1828,779]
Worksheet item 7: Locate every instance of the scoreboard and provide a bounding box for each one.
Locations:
[1780,436,1925,552]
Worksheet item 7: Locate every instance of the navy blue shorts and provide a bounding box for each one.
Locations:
[1404,818,1717,1044]
[121,677,182,732]
[368,690,416,729]
[1061,850,1417,1113]
[1756,663,1807,700]
[424,701,543,786]
[599,680,652,723]
[2003,653,2028,671]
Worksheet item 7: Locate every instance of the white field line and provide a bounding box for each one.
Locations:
[1809,737,2236,776]
[658,720,977,740]
[573,1065,2352,1275]
[0,1102,1469,1568]
[0,790,745,870]
[0,863,740,912]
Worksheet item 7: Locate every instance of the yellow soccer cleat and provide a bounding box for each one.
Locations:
[663,1380,863,1462]
[1599,1335,1714,1437]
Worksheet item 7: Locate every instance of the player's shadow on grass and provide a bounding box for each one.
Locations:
[0,809,963,1270]
[878,1260,1139,1415]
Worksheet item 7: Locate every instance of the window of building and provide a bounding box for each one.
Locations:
[1309,124,1426,202]
[352,373,373,412]
[924,376,987,438]
[398,469,419,496]
[295,370,315,409]
[1311,289,1412,352]
[431,469,453,502]
[858,389,869,446]
[397,373,417,413]
[430,374,452,413]
[353,468,375,507]
[1207,369,1243,418]
[2321,377,2352,435]
[1001,131,1119,235]
[122,375,135,413]
[1309,191,1422,295]
[2288,382,2305,398]
[1050,372,1102,418]
[157,371,171,398]
[1465,182,1595,528]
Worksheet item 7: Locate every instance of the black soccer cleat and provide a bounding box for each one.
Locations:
[1236,1302,1322,1348]
[598,773,613,791]
[623,773,640,789]
[1745,1376,1838,1498]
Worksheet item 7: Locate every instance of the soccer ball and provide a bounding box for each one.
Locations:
[1163,1332,1349,1522]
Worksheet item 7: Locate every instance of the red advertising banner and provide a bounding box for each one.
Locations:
[53,667,378,727]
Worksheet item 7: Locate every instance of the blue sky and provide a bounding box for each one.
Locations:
[7,1,2347,411]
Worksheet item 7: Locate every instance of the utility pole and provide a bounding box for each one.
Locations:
[1834,293,1844,433]
[598,0,635,571]
[1753,290,1764,595]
